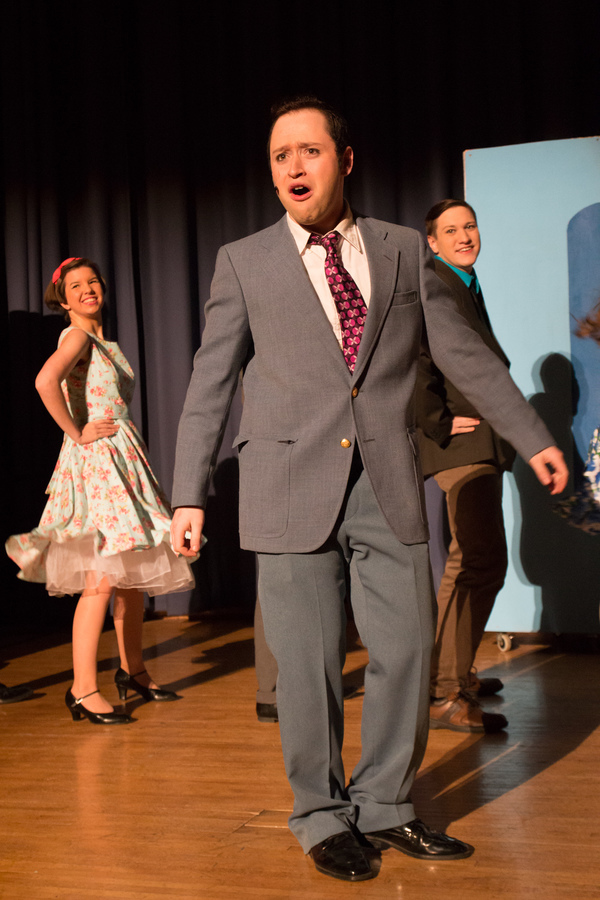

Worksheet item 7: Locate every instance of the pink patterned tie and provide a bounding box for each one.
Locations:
[309,231,368,372]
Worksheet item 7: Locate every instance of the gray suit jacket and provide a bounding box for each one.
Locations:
[172,214,553,552]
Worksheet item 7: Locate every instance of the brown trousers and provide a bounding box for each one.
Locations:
[430,463,507,698]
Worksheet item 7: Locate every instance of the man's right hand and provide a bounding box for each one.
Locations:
[450,416,481,435]
[171,507,205,556]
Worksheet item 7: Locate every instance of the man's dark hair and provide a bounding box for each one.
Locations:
[425,199,477,236]
[268,95,350,163]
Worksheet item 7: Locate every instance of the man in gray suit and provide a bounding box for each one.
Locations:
[171,97,567,882]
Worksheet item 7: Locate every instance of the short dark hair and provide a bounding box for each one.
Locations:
[44,257,107,321]
[425,199,477,237]
[268,95,350,163]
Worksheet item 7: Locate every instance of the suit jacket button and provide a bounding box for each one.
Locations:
[340,439,352,448]
[351,387,358,397]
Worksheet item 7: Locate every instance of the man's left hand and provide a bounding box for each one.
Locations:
[528,446,568,495]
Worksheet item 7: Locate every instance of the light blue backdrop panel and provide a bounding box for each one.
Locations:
[463,137,600,633]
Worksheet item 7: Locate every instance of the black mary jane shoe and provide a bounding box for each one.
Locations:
[309,831,376,882]
[114,668,180,702]
[365,818,474,860]
[65,689,133,725]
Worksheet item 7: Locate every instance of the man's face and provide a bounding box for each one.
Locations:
[269,108,353,235]
[428,206,481,272]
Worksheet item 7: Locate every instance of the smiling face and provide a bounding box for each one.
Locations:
[61,266,104,323]
[427,205,481,273]
[269,108,353,235]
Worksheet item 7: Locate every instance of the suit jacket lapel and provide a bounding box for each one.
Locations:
[259,216,352,375]
[353,217,400,380]
[256,215,401,381]
[443,265,510,367]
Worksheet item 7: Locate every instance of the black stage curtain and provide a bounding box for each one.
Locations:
[1,1,598,626]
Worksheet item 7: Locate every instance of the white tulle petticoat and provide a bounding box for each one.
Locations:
[44,534,194,597]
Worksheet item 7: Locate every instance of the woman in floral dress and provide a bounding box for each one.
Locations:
[6,257,196,724]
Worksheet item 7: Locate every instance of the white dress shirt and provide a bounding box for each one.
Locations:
[287,206,372,349]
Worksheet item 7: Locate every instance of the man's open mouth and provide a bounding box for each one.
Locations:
[291,186,310,196]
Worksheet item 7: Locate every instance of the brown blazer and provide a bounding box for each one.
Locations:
[416,259,516,477]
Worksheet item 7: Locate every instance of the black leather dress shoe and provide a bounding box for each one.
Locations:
[256,702,278,723]
[309,831,376,881]
[466,673,504,698]
[0,682,34,704]
[366,819,474,860]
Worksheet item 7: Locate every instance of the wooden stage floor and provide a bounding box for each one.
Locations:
[1,615,599,899]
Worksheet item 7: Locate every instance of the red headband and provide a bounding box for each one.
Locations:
[52,257,81,284]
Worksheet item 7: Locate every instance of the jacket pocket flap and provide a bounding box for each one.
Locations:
[391,290,418,306]
[232,433,298,449]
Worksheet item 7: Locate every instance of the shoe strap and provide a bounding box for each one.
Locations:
[131,670,147,679]
[73,689,99,705]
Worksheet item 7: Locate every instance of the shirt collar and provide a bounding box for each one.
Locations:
[287,203,363,255]
[435,256,480,293]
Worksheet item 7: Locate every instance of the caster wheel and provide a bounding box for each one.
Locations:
[497,632,513,652]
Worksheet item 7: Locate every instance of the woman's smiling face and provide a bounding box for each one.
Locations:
[61,266,104,320]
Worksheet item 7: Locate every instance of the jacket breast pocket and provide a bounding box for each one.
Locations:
[233,435,296,538]
[391,290,418,307]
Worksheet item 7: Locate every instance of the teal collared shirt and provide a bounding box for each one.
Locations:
[435,256,480,294]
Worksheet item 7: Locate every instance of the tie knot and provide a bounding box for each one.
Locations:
[309,231,340,255]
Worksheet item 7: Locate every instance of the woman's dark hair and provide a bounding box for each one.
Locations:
[44,257,107,321]
[576,300,600,345]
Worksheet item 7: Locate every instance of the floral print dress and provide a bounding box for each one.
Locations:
[6,327,195,596]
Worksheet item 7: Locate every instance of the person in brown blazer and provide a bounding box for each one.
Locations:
[418,199,513,734]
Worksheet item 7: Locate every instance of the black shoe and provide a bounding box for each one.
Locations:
[466,672,504,698]
[0,682,34,704]
[366,819,474,860]
[256,702,278,723]
[114,668,180,702]
[309,831,375,882]
[65,689,134,725]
